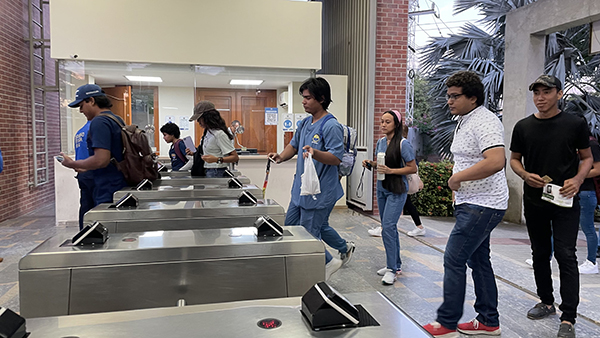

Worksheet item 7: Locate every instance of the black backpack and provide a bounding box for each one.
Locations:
[100,113,159,186]
[191,135,206,177]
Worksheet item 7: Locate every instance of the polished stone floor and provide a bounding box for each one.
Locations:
[1,204,600,337]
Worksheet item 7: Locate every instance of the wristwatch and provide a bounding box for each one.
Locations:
[217,157,224,164]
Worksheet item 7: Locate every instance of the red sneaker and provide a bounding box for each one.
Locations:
[422,322,458,337]
[457,318,501,335]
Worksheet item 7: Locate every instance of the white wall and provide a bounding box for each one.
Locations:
[157,87,195,157]
[50,0,321,70]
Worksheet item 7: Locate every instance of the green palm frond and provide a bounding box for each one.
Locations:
[420,0,598,159]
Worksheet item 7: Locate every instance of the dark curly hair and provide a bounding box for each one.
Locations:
[199,110,234,140]
[445,71,484,106]
[160,123,181,139]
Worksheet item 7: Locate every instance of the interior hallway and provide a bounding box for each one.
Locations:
[1,205,600,337]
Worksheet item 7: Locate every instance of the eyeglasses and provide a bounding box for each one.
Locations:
[446,93,465,101]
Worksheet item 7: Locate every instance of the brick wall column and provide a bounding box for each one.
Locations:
[0,0,59,222]
[371,0,409,215]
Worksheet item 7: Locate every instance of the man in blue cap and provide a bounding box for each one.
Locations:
[60,84,127,210]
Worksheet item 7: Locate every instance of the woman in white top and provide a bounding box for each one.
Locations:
[188,100,239,177]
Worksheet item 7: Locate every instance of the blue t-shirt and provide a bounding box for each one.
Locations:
[375,136,415,194]
[290,114,344,209]
[169,140,188,171]
[75,121,93,180]
[0,148,3,173]
[87,111,128,204]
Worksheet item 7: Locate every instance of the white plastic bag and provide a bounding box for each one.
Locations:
[300,153,321,196]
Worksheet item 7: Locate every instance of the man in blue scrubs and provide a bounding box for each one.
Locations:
[60,84,127,206]
[268,77,353,280]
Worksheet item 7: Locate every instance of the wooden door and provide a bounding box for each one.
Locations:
[193,90,235,146]
[103,86,132,124]
[194,89,277,154]
[238,92,277,153]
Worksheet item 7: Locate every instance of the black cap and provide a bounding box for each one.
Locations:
[528,75,562,91]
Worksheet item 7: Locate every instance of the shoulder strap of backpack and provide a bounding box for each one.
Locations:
[173,139,187,163]
[316,114,337,147]
[99,112,125,128]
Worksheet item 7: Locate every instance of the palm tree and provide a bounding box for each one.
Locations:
[420,0,600,158]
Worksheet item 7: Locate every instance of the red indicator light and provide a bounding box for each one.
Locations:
[257,318,282,329]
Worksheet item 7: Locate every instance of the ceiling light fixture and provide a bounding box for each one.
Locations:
[125,75,163,82]
[230,79,263,86]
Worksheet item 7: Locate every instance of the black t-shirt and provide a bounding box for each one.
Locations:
[510,112,589,206]
[580,138,600,191]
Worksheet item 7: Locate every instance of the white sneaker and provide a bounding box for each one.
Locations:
[377,267,392,276]
[377,267,402,276]
[368,227,382,237]
[525,259,533,268]
[340,241,356,266]
[381,271,396,285]
[325,258,343,280]
[407,227,426,237]
[579,260,599,274]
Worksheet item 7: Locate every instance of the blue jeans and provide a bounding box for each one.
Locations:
[206,168,226,177]
[437,203,505,330]
[285,203,336,263]
[579,190,598,263]
[376,183,407,272]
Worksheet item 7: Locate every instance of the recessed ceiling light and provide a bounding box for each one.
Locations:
[230,79,263,86]
[125,75,163,82]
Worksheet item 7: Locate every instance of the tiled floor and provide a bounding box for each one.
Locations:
[1,204,600,337]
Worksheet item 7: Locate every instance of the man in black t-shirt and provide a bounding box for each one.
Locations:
[510,75,592,338]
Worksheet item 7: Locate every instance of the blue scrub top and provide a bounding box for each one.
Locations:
[375,136,415,193]
[87,111,127,203]
[169,140,188,171]
[75,121,93,180]
[290,114,344,209]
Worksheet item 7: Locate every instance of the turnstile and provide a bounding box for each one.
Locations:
[155,175,251,186]
[83,199,285,233]
[26,292,432,337]
[113,184,262,202]
[19,226,325,318]
[160,169,242,178]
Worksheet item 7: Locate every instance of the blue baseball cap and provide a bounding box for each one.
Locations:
[68,84,105,108]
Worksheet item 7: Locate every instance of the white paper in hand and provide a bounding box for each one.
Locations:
[541,183,573,208]
[182,136,196,153]
[300,153,321,196]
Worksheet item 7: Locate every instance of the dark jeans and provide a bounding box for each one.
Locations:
[403,194,422,226]
[437,203,505,330]
[524,199,580,324]
[206,168,227,177]
[77,176,96,230]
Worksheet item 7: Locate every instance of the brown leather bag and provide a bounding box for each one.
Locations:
[101,113,159,186]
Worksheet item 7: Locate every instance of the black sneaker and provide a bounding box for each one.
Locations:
[527,302,556,320]
[596,247,600,258]
[557,323,575,338]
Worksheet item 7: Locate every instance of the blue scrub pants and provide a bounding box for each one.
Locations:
[77,176,96,230]
[286,203,338,263]
[321,204,348,256]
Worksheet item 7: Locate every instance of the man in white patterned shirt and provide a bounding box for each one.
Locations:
[424,71,508,338]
